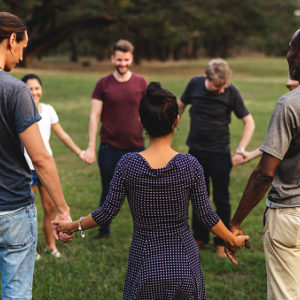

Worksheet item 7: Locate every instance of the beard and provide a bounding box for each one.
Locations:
[288,63,300,81]
[115,65,130,75]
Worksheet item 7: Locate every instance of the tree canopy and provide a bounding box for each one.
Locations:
[0,0,298,65]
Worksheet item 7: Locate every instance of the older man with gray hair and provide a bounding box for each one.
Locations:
[178,58,255,258]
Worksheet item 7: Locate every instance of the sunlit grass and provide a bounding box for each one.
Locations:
[10,56,289,299]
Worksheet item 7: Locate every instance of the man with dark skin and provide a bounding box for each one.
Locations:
[226,29,300,299]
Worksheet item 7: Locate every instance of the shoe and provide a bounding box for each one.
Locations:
[216,246,227,259]
[49,248,61,258]
[35,251,41,261]
[195,239,209,250]
[96,233,110,239]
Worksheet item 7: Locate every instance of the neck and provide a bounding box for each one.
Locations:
[113,70,132,82]
[148,134,173,151]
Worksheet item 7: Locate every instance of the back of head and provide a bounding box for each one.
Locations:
[139,82,178,138]
[205,58,232,85]
[112,39,134,54]
[21,73,42,86]
[0,12,27,43]
[290,29,300,51]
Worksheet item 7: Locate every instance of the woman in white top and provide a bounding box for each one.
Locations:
[22,74,84,259]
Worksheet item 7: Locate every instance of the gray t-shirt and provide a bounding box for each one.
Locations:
[0,72,41,210]
[260,86,300,207]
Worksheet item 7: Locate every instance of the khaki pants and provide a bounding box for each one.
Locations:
[264,207,300,300]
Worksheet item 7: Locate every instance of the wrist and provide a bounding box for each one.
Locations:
[236,147,245,154]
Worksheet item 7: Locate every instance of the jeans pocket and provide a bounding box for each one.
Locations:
[2,207,36,248]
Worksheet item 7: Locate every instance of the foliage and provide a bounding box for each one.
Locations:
[0,0,298,64]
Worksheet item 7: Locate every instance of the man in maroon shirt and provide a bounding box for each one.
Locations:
[82,40,147,238]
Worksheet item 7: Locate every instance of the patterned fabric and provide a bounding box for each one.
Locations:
[92,152,220,299]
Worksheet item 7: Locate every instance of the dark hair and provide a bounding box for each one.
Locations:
[139,82,178,138]
[0,12,27,43]
[21,73,42,86]
[112,39,134,54]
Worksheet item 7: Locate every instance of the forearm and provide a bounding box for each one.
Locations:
[60,132,82,156]
[210,220,236,247]
[230,168,272,227]
[65,214,98,233]
[87,115,99,150]
[237,115,255,149]
[33,156,70,215]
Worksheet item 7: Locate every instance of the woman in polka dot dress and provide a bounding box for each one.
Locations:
[54,82,249,299]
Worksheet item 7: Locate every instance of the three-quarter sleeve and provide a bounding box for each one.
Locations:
[190,157,220,228]
[91,156,127,224]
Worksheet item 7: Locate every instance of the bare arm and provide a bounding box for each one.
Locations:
[233,148,263,167]
[53,213,98,235]
[51,122,83,157]
[231,153,280,227]
[82,99,103,164]
[20,123,72,240]
[232,114,255,165]
[225,153,280,262]
[178,100,186,116]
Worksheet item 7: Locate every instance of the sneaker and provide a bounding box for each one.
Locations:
[49,248,61,258]
[35,251,41,261]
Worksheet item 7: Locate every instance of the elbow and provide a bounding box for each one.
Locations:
[252,167,274,186]
[31,152,53,169]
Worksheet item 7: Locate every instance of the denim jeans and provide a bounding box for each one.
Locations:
[0,203,37,300]
[97,143,144,236]
[189,150,232,246]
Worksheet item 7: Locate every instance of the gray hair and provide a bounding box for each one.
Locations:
[205,58,232,84]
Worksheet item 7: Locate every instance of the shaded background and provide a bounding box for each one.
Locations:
[1,0,300,67]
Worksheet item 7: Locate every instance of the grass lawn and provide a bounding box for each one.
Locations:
[10,56,289,299]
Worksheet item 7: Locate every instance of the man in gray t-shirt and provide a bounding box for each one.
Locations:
[0,12,72,299]
[227,29,300,299]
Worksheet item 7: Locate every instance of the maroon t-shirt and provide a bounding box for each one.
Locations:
[92,73,147,149]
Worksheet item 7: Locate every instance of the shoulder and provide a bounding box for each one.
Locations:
[95,74,114,86]
[131,73,147,87]
[189,75,204,85]
[278,87,300,109]
[1,73,30,96]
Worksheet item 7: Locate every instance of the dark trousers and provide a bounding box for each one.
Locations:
[189,150,232,246]
[97,143,144,236]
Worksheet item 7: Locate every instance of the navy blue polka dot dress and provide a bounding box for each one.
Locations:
[92,152,220,299]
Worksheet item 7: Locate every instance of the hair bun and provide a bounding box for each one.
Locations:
[147,82,166,105]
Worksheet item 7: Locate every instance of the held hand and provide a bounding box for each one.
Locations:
[52,213,74,242]
[52,219,75,243]
[78,150,86,162]
[225,226,251,265]
[232,152,250,167]
[82,148,96,164]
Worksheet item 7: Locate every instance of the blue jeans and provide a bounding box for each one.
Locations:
[0,204,37,300]
[189,150,232,246]
[97,143,144,236]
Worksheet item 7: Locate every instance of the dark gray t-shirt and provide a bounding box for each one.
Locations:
[181,76,249,153]
[261,86,300,207]
[0,72,41,210]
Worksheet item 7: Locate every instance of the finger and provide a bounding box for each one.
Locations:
[225,247,237,265]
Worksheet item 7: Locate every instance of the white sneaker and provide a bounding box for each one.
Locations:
[35,251,41,261]
[49,248,61,258]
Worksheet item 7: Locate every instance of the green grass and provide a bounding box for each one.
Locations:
[11,57,290,299]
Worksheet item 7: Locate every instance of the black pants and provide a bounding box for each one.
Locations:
[189,150,232,246]
[97,143,144,236]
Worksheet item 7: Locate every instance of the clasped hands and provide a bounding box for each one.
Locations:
[225,226,251,265]
[52,214,74,243]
